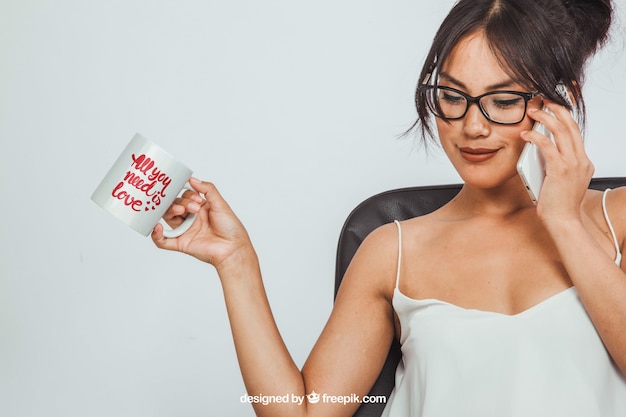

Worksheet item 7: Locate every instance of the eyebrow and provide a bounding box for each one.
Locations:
[439,72,517,91]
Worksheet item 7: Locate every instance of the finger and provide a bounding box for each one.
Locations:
[172,198,202,214]
[182,189,205,204]
[164,203,186,218]
[520,127,593,180]
[544,101,585,154]
[523,109,554,146]
[189,178,232,212]
[527,106,575,156]
[164,194,203,219]
[161,205,185,229]
[520,128,557,157]
[545,99,576,126]
[151,223,180,251]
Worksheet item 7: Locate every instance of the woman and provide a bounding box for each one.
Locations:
[152,0,626,416]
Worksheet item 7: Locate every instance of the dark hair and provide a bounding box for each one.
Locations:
[412,0,613,146]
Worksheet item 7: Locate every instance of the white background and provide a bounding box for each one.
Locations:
[1,1,625,416]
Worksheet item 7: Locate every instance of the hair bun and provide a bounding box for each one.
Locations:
[561,0,613,58]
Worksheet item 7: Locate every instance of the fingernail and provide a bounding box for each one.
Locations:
[191,194,203,203]
[189,202,201,212]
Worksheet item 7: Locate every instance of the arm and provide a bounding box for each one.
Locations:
[523,103,626,375]
[540,194,626,374]
[151,178,397,417]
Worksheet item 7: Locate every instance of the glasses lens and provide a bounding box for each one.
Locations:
[436,88,467,119]
[480,93,527,124]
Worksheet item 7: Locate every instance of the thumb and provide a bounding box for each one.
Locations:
[151,223,179,251]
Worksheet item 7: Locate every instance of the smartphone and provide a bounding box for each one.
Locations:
[516,84,574,204]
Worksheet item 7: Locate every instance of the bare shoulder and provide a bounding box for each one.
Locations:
[584,187,626,215]
[345,222,401,295]
[342,213,444,298]
[393,207,449,242]
[359,214,441,259]
[362,221,401,245]
[603,186,626,236]
[605,186,626,207]
[341,219,426,303]
[583,186,626,242]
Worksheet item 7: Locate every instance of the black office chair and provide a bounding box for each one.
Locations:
[334,177,626,417]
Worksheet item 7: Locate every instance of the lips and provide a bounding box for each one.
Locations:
[459,147,500,163]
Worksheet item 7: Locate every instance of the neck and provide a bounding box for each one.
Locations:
[451,178,537,218]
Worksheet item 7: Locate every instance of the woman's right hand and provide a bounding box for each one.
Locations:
[151,178,256,273]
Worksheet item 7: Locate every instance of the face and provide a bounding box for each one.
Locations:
[435,31,542,190]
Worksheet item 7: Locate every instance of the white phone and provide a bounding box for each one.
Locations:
[516,84,574,204]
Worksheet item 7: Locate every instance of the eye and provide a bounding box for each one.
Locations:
[487,94,524,109]
[439,90,465,106]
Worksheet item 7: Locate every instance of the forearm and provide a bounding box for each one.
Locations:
[545,218,626,374]
[217,247,307,417]
[152,180,312,415]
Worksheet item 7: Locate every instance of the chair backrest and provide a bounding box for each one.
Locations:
[334,177,626,417]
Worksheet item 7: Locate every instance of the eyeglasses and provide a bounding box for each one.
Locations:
[419,85,538,125]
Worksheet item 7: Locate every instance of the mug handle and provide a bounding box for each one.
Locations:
[160,181,200,239]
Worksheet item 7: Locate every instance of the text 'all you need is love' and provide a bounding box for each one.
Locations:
[110,153,172,212]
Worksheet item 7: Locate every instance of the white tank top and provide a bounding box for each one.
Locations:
[381,189,626,417]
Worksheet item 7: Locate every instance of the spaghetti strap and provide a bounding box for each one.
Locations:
[602,189,622,266]
[394,220,402,289]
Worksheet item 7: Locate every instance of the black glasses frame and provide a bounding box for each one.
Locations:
[419,85,539,125]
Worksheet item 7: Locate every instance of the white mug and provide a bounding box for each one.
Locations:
[91,133,197,237]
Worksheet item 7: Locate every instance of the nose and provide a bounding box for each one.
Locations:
[462,101,491,138]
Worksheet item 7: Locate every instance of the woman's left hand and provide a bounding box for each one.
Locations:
[520,101,594,224]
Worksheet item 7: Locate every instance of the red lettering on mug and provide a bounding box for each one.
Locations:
[124,171,158,196]
[112,153,175,213]
[131,153,155,174]
[111,181,143,212]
